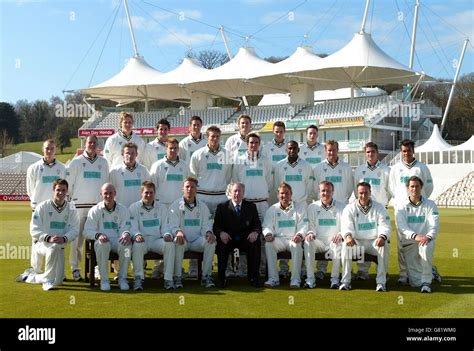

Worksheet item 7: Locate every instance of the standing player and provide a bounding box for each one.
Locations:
[299,124,325,168]
[225,114,253,161]
[395,176,440,293]
[103,111,146,169]
[144,119,170,169]
[389,139,434,284]
[261,121,288,164]
[178,116,207,164]
[66,134,109,281]
[18,179,79,291]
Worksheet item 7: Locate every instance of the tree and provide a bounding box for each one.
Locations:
[55,121,72,154]
[187,50,229,69]
[0,102,20,144]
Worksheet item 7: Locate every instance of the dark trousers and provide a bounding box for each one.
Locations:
[217,237,261,282]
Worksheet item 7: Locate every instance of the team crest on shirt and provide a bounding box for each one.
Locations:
[40,167,44,172]
[154,213,158,218]
[323,168,327,172]
[48,212,52,217]
[188,143,192,147]
[57,169,61,174]
[284,167,287,171]
[317,210,321,215]
[114,216,118,222]
[205,155,209,159]
[298,169,302,174]
[164,167,168,171]
[119,142,122,145]
[304,152,307,156]
[140,212,144,216]
[82,163,86,168]
[356,213,359,218]
[277,212,281,217]
[65,215,69,222]
[362,171,366,175]
[98,165,102,170]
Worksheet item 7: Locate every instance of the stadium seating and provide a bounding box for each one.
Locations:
[0,173,27,195]
[436,172,474,208]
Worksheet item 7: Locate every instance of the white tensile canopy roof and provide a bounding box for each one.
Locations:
[0,151,42,173]
[187,47,285,97]
[256,32,431,91]
[80,32,432,104]
[416,124,452,152]
[450,135,474,150]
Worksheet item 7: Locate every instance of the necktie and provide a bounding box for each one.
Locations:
[235,204,241,215]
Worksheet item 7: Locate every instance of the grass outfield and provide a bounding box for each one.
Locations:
[0,202,472,318]
[6,138,81,164]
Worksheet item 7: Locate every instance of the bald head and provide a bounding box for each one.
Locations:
[101,183,116,208]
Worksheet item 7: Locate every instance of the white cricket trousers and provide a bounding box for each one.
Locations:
[132,237,175,281]
[341,238,389,285]
[26,242,65,285]
[94,237,131,282]
[69,208,89,273]
[401,240,435,287]
[304,237,341,281]
[265,237,303,282]
[174,236,216,277]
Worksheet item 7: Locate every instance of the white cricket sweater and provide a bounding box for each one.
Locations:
[299,142,325,169]
[129,200,171,239]
[30,199,80,243]
[313,159,354,204]
[354,161,391,206]
[83,201,131,240]
[109,162,151,207]
[341,200,391,241]
[263,202,307,239]
[26,159,66,209]
[232,153,273,200]
[167,197,213,243]
[149,157,191,205]
[262,139,287,164]
[189,146,232,194]
[389,159,433,204]
[178,134,207,164]
[103,130,147,169]
[144,139,167,170]
[273,157,313,204]
[306,199,345,239]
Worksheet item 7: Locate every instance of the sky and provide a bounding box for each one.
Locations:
[0,0,473,104]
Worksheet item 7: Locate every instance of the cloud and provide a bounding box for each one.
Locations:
[156,29,216,47]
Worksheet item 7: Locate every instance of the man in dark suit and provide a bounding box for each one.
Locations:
[213,182,262,288]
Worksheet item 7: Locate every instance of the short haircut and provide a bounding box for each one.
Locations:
[53,178,68,190]
[238,114,252,124]
[167,137,179,145]
[325,140,339,150]
[206,125,221,137]
[190,115,202,124]
[407,175,424,188]
[43,139,56,147]
[226,182,245,196]
[273,121,286,130]
[184,176,198,186]
[156,119,170,130]
[119,112,133,127]
[85,134,98,142]
[306,124,318,132]
[278,182,292,193]
[122,142,138,154]
[287,140,299,148]
[364,141,379,152]
[246,132,261,144]
[357,181,371,191]
[319,180,334,191]
[400,139,415,150]
[141,180,156,192]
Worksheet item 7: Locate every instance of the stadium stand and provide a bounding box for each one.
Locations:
[436,172,474,208]
[0,173,27,195]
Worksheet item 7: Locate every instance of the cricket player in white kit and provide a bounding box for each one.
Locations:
[353,142,391,280]
[103,112,147,169]
[66,134,109,281]
[395,176,440,293]
[305,181,345,289]
[299,124,325,168]
[143,119,170,169]
[129,181,175,291]
[225,114,252,162]
[20,179,79,291]
[168,177,216,288]
[340,182,391,291]
[190,126,232,216]
[83,183,133,291]
[389,139,434,284]
[178,116,207,164]
[273,141,313,207]
[21,139,66,277]
[150,137,190,207]
[263,182,307,289]
[109,142,151,207]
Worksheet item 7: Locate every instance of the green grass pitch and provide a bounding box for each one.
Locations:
[0,202,472,318]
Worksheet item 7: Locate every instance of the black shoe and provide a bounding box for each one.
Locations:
[217,279,227,289]
[251,278,263,288]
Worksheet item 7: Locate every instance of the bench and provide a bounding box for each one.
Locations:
[84,240,204,287]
